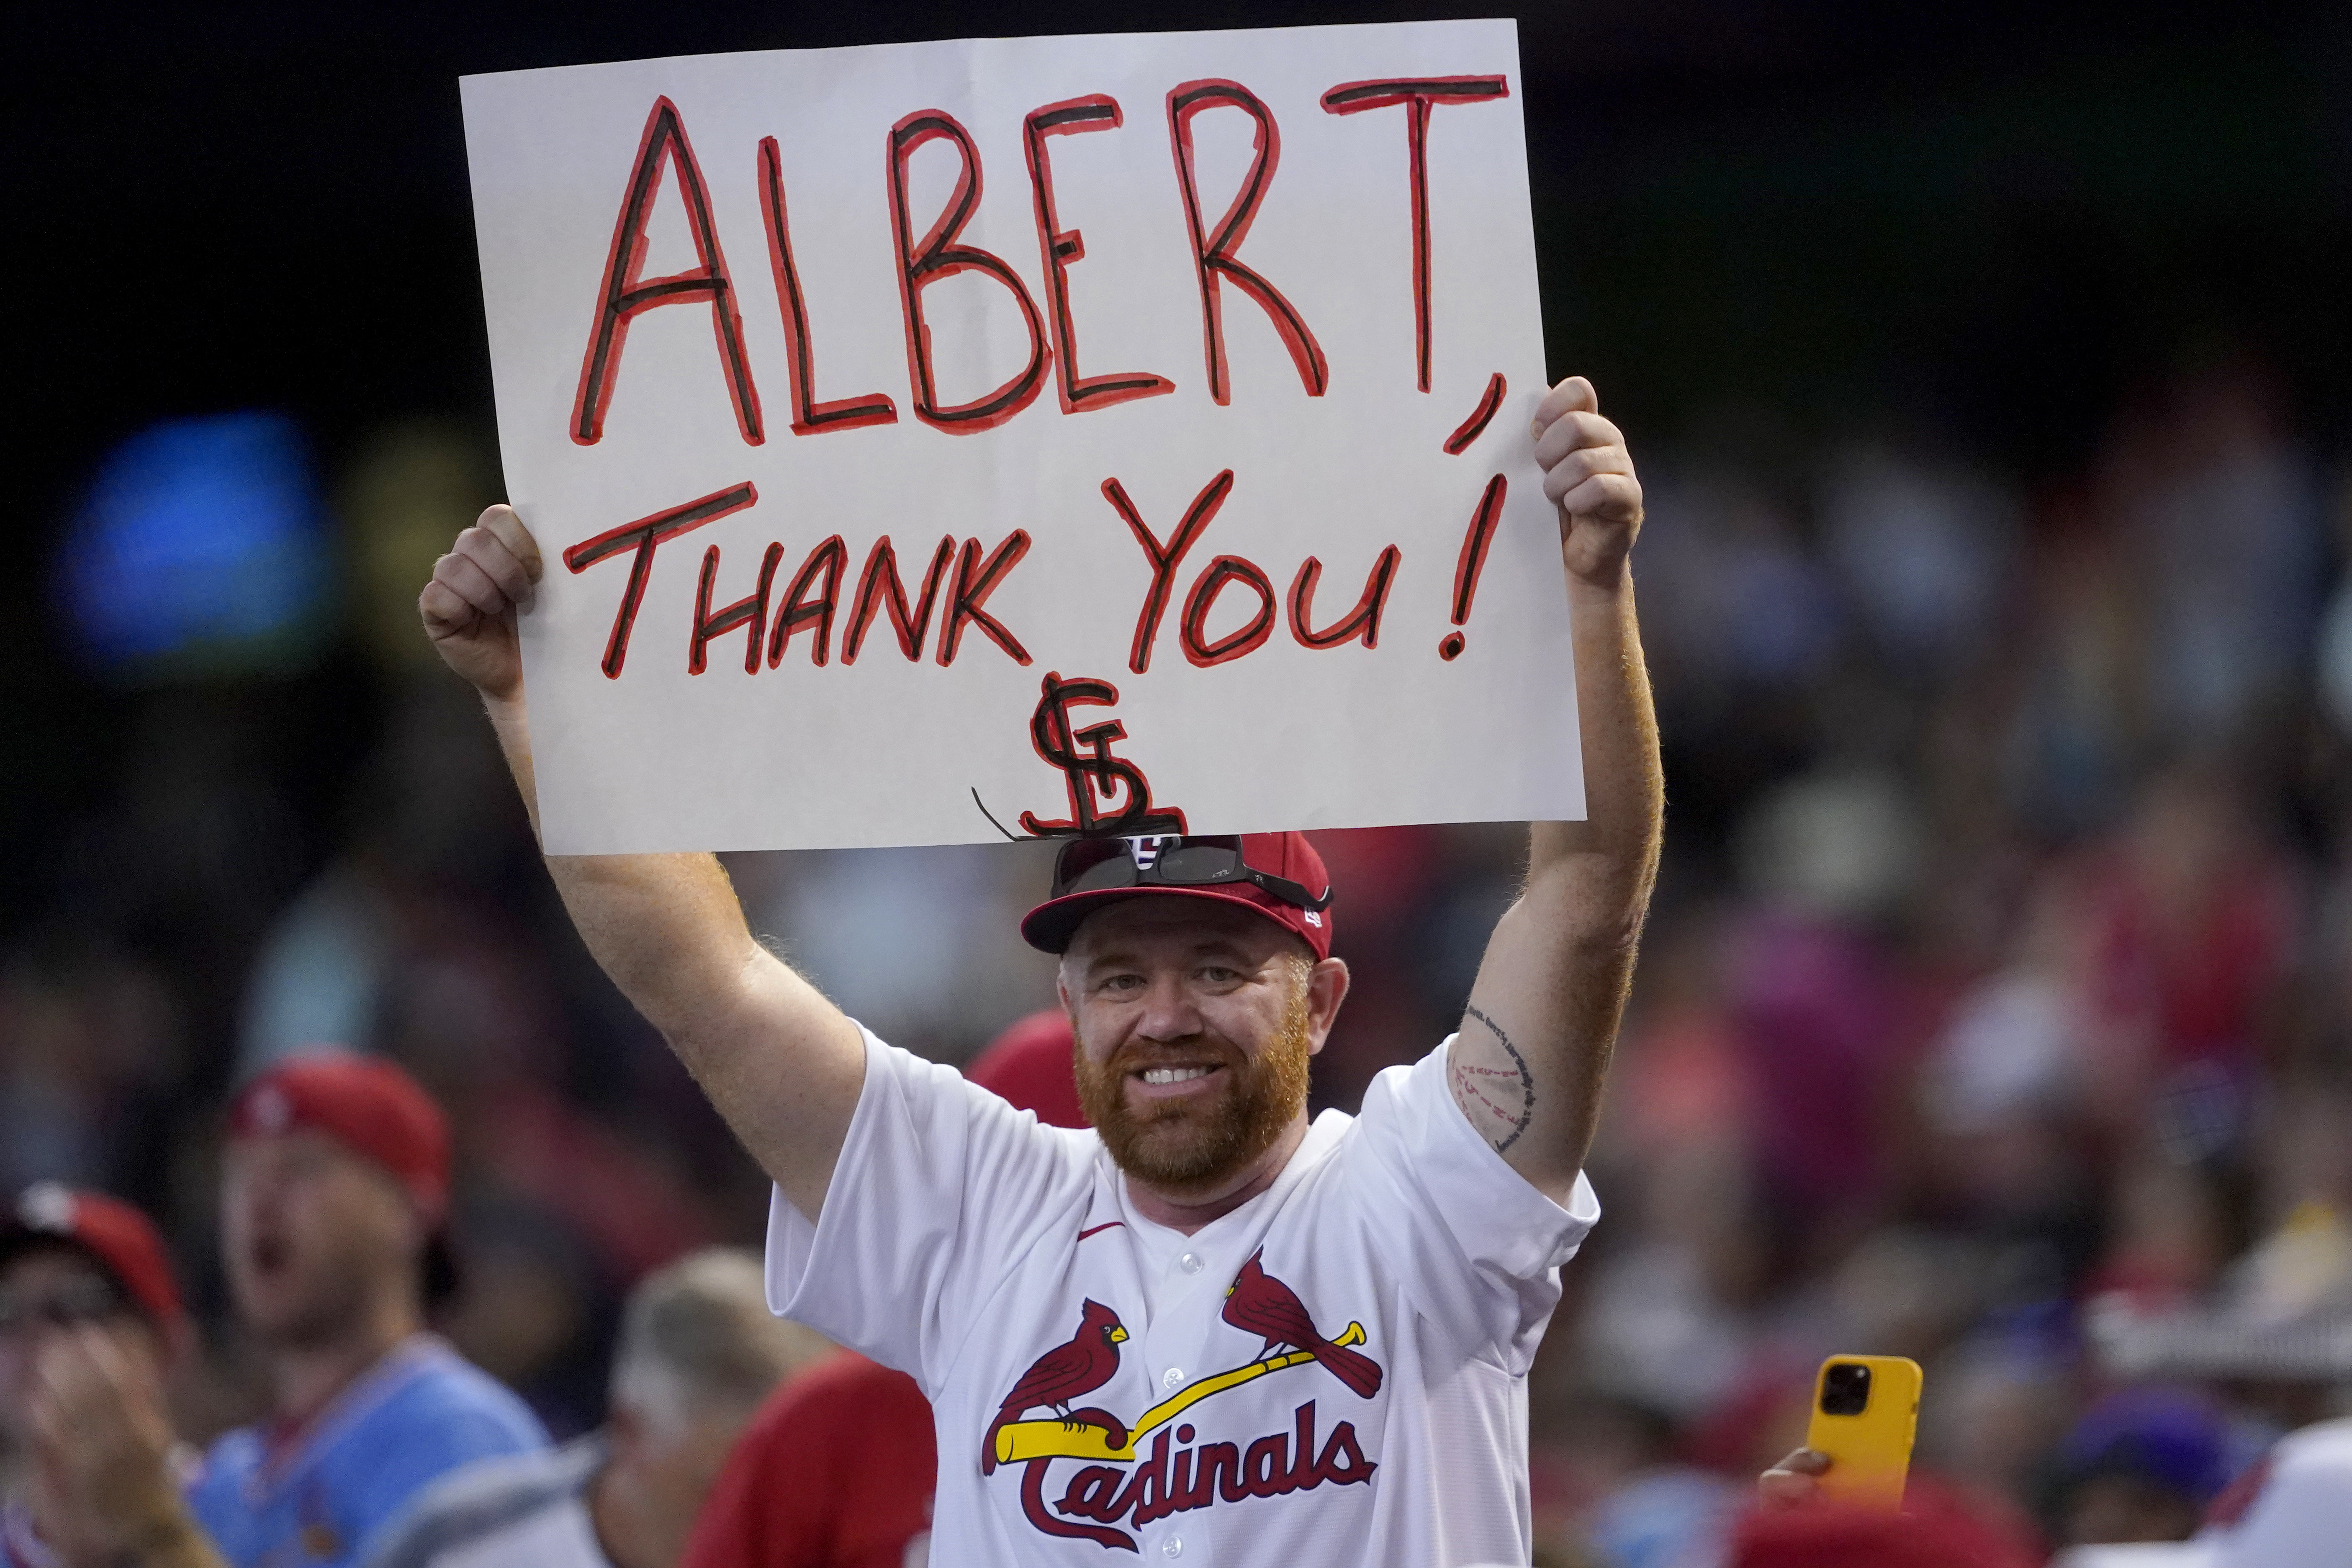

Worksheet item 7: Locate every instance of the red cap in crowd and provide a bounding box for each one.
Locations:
[1020,832,1335,962]
[229,1053,452,1224]
[1730,1475,2041,1568]
[965,1009,1087,1129]
[0,1182,186,1333]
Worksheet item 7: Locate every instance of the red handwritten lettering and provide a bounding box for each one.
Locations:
[1181,555,1278,668]
[843,535,956,663]
[1319,77,1510,392]
[689,541,784,674]
[571,98,763,446]
[888,111,1051,433]
[938,531,1036,666]
[1101,470,1234,674]
[758,137,898,435]
[1025,97,1176,414]
[1167,81,1328,405]
[1288,546,1401,650]
[766,536,849,666]
[563,483,758,679]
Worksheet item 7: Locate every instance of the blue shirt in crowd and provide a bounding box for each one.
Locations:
[189,1335,548,1568]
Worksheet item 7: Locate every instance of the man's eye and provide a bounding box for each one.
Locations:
[1101,974,1145,993]
[1198,966,1239,984]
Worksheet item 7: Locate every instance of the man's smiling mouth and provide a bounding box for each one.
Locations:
[1139,1066,1215,1086]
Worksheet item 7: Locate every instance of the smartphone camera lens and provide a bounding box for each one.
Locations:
[1821,1362,1871,1416]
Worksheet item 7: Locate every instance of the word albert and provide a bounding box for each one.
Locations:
[572,76,1510,447]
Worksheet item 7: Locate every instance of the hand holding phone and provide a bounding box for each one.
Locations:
[1802,1354,1922,1511]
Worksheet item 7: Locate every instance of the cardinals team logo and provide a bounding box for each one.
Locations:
[985,1252,1384,1550]
[982,1299,1131,1475]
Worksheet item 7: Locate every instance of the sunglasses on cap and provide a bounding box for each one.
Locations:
[1049,835,1332,913]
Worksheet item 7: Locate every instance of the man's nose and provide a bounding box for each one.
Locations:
[1133,972,1204,1040]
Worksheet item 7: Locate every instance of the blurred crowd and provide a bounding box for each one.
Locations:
[5,347,2352,1566]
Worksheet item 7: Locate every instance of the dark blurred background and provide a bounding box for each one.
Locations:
[9,3,2352,1559]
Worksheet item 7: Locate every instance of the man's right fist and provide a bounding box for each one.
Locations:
[420,505,542,702]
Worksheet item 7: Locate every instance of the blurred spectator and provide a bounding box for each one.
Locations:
[2050,1389,2237,1548]
[0,943,185,1203]
[1744,1447,2042,1568]
[681,1352,934,1568]
[188,1056,547,1568]
[1917,1328,2077,1519]
[1732,1496,2036,1568]
[2054,1417,2352,1566]
[1549,1396,1739,1568]
[2076,764,2297,1159]
[2103,358,2327,746]
[0,1183,214,1568]
[240,683,719,1302]
[361,1249,828,1568]
[726,846,1057,1065]
[437,1194,612,1439]
[681,1010,1085,1568]
[1820,441,2016,681]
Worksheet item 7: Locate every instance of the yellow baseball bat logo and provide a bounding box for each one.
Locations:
[994,1321,1369,1465]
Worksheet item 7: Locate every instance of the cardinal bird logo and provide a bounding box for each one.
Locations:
[1222,1250,1384,1398]
[981,1298,1130,1474]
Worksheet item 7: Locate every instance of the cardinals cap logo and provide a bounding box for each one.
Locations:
[17,1181,75,1233]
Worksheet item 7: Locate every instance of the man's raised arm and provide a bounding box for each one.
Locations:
[1449,377,1664,1203]
[419,505,865,1223]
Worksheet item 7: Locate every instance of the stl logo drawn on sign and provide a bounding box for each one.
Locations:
[983,670,1188,840]
[980,1252,1383,1551]
[462,21,1585,854]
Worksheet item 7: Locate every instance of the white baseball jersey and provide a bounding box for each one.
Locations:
[765,1026,1600,1566]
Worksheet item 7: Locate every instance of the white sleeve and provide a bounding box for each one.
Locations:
[763,1026,1092,1394]
[1342,1037,1601,1374]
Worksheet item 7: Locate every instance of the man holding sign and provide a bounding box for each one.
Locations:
[419,369,1658,1562]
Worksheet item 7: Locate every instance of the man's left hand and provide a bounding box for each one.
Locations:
[1532,375,1643,585]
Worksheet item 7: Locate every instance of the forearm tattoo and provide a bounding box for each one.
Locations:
[1455,1004,1535,1153]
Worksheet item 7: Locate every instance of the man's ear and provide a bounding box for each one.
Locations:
[1304,958,1350,1054]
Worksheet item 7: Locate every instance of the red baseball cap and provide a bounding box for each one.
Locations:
[1020,832,1334,961]
[0,1182,186,1333]
[228,1053,452,1225]
[964,1009,1087,1129]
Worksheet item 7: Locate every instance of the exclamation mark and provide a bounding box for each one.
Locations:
[1440,474,1507,661]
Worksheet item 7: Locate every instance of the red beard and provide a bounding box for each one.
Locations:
[1072,993,1312,1194]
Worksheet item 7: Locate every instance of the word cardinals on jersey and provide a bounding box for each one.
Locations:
[982,1256,1384,1551]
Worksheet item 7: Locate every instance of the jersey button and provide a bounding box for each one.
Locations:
[1163,1367,1184,1388]
[1178,1251,1204,1274]
[1162,1536,1183,1558]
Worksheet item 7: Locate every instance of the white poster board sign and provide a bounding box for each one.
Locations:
[462,19,1582,853]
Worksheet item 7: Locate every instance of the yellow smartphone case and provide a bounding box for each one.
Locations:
[1804,1354,1922,1511]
